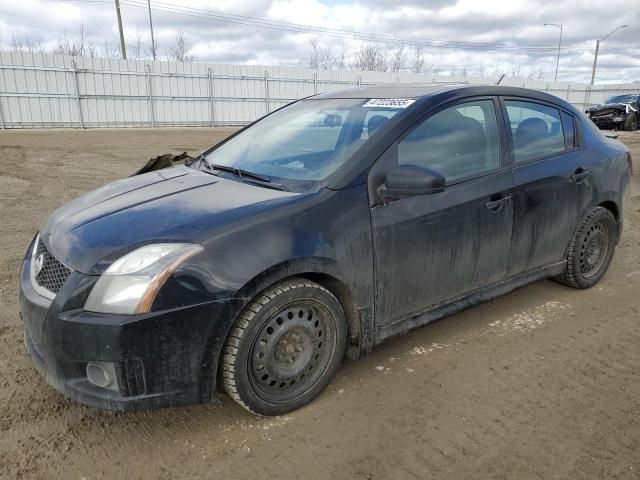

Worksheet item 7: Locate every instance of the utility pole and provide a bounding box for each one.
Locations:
[147,0,156,61]
[115,0,127,60]
[590,24,628,85]
[544,23,563,82]
[590,40,600,86]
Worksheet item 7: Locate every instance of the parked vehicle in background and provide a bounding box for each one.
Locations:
[19,84,632,416]
[586,94,639,131]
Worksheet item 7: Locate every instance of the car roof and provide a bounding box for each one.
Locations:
[313,83,468,99]
[312,84,575,111]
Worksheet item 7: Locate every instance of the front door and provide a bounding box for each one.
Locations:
[370,98,514,327]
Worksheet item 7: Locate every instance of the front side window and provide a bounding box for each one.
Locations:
[506,100,565,163]
[397,100,500,182]
[203,99,404,184]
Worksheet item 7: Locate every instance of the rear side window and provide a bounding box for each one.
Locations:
[398,99,500,183]
[505,101,565,163]
[561,112,576,148]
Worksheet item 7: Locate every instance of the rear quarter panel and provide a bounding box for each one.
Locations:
[579,115,631,224]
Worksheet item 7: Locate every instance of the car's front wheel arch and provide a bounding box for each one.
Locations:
[196,259,364,401]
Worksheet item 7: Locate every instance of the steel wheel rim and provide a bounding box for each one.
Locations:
[249,300,336,403]
[579,220,610,279]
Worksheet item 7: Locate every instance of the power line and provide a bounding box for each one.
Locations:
[63,0,606,54]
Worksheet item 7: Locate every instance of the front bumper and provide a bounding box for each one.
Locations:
[19,250,237,411]
[589,113,628,130]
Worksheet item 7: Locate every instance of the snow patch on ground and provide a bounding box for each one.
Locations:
[409,343,447,355]
[488,301,573,334]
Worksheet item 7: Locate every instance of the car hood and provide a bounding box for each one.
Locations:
[586,102,637,113]
[40,166,302,274]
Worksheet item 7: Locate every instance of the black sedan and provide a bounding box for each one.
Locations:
[20,85,632,415]
[586,93,639,131]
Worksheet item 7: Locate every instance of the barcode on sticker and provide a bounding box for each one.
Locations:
[363,98,416,109]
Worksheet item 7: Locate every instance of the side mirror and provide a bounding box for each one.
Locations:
[380,164,445,199]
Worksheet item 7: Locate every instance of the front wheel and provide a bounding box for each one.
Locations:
[554,206,617,289]
[222,278,347,416]
[623,113,638,131]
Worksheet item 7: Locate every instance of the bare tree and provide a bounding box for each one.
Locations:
[353,44,387,72]
[388,45,408,72]
[335,42,347,70]
[412,46,425,73]
[103,41,121,59]
[308,38,335,70]
[529,67,545,80]
[130,26,143,60]
[54,24,95,57]
[309,38,322,69]
[10,34,45,53]
[167,32,193,62]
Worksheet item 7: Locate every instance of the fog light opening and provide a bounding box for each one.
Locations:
[86,361,118,390]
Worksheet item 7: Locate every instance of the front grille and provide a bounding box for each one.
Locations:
[593,109,616,118]
[33,238,73,294]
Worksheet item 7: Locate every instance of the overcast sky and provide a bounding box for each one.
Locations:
[1,0,639,83]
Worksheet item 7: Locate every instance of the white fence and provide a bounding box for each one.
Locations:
[0,51,637,129]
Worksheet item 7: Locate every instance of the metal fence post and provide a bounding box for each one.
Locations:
[208,67,215,127]
[313,72,318,95]
[566,84,571,101]
[583,85,592,110]
[0,100,5,129]
[71,60,84,129]
[357,75,361,86]
[264,70,270,114]
[146,64,155,127]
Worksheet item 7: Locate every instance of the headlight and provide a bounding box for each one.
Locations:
[84,243,203,315]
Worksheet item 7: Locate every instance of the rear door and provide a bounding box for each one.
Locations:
[503,99,594,274]
[370,98,514,327]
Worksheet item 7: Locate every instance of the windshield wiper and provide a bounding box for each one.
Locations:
[196,154,288,191]
[195,155,272,183]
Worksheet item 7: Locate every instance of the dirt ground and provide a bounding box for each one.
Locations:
[1,127,639,480]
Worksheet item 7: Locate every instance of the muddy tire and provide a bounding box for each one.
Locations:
[623,113,638,131]
[554,206,617,289]
[222,278,347,416]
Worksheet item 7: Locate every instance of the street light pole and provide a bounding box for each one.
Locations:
[590,24,628,85]
[147,0,156,61]
[544,23,563,82]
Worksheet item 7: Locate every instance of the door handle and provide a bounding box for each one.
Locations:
[485,194,511,213]
[571,169,591,184]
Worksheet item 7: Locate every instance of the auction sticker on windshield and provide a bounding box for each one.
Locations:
[363,98,416,108]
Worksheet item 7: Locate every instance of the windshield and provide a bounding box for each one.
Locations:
[203,98,405,183]
[604,94,639,104]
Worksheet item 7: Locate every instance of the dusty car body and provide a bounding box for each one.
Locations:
[586,94,639,131]
[20,85,632,415]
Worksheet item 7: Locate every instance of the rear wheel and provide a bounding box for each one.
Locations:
[554,206,617,289]
[222,278,347,416]
[623,113,638,131]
